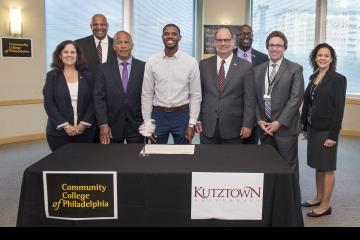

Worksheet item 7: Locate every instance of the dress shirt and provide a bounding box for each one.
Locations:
[236,48,252,63]
[142,50,202,125]
[67,81,79,126]
[265,57,283,96]
[94,36,109,64]
[117,56,133,80]
[217,54,234,78]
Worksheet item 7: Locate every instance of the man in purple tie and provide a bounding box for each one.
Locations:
[94,31,145,144]
[233,24,268,144]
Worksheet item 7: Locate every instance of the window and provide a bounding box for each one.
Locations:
[251,0,316,80]
[133,0,195,61]
[45,0,123,70]
[327,0,360,93]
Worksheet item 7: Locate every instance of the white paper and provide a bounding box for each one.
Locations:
[140,144,195,155]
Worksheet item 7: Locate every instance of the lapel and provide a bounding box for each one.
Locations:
[59,72,72,106]
[271,58,288,91]
[126,58,138,95]
[221,56,239,94]
[110,59,125,93]
[313,70,334,98]
[257,62,267,97]
[77,74,85,114]
[209,56,219,94]
[88,36,101,64]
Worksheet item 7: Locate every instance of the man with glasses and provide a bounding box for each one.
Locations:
[196,27,255,144]
[233,24,268,144]
[141,24,201,144]
[254,31,304,199]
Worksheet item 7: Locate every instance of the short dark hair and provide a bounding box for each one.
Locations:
[239,24,253,33]
[51,40,87,72]
[163,23,181,36]
[266,31,288,50]
[309,43,337,72]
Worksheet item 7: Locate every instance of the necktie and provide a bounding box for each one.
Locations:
[97,41,102,63]
[121,62,129,92]
[243,52,248,62]
[218,60,226,91]
[265,63,277,120]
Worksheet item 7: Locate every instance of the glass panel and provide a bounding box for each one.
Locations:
[327,0,360,93]
[45,0,123,70]
[252,0,316,80]
[133,0,195,61]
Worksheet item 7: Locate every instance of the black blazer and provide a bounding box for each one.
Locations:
[233,48,268,67]
[301,70,347,141]
[43,70,95,136]
[94,57,145,139]
[75,35,116,77]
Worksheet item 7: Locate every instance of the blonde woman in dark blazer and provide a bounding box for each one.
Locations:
[301,43,347,217]
[43,40,95,152]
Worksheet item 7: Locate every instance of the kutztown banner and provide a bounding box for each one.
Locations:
[191,172,264,220]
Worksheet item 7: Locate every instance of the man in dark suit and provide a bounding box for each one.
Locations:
[75,14,116,77]
[254,31,304,197]
[233,24,268,144]
[94,31,145,144]
[196,27,255,144]
[76,14,116,142]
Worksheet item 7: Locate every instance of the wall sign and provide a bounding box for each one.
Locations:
[1,38,32,57]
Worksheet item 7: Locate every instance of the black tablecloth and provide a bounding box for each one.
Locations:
[17,144,303,227]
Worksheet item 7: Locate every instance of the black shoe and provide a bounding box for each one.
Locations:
[300,200,321,207]
[307,207,332,217]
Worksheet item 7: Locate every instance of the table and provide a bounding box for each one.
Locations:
[17,144,303,227]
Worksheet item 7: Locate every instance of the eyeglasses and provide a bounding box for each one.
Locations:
[215,38,232,44]
[268,44,284,49]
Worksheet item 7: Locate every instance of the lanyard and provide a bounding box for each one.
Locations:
[266,64,277,95]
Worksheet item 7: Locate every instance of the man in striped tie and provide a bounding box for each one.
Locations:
[253,31,304,202]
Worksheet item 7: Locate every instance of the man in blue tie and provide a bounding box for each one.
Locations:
[94,31,145,144]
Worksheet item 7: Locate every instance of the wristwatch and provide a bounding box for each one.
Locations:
[188,124,195,129]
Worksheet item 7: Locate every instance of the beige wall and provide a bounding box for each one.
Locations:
[202,0,247,59]
[0,0,46,141]
[0,0,359,143]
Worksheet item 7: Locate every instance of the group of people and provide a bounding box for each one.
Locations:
[43,14,347,218]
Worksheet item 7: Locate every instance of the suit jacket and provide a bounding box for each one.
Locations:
[199,55,255,139]
[94,57,145,139]
[301,70,346,141]
[43,70,95,136]
[254,58,304,136]
[233,48,269,67]
[75,35,116,77]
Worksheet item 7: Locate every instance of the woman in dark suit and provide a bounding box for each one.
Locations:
[43,40,95,151]
[300,43,347,217]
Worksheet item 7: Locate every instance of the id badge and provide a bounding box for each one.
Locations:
[263,94,271,101]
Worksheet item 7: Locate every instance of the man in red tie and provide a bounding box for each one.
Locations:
[196,27,255,144]
[76,14,116,143]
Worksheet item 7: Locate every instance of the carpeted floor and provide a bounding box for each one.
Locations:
[0,135,359,227]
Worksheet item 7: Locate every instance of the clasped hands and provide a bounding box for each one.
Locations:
[64,123,86,137]
[257,120,281,136]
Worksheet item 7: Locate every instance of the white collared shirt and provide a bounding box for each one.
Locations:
[265,57,283,96]
[217,54,234,78]
[141,50,202,125]
[94,36,109,63]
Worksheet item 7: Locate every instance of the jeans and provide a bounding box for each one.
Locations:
[151,108,189,144]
